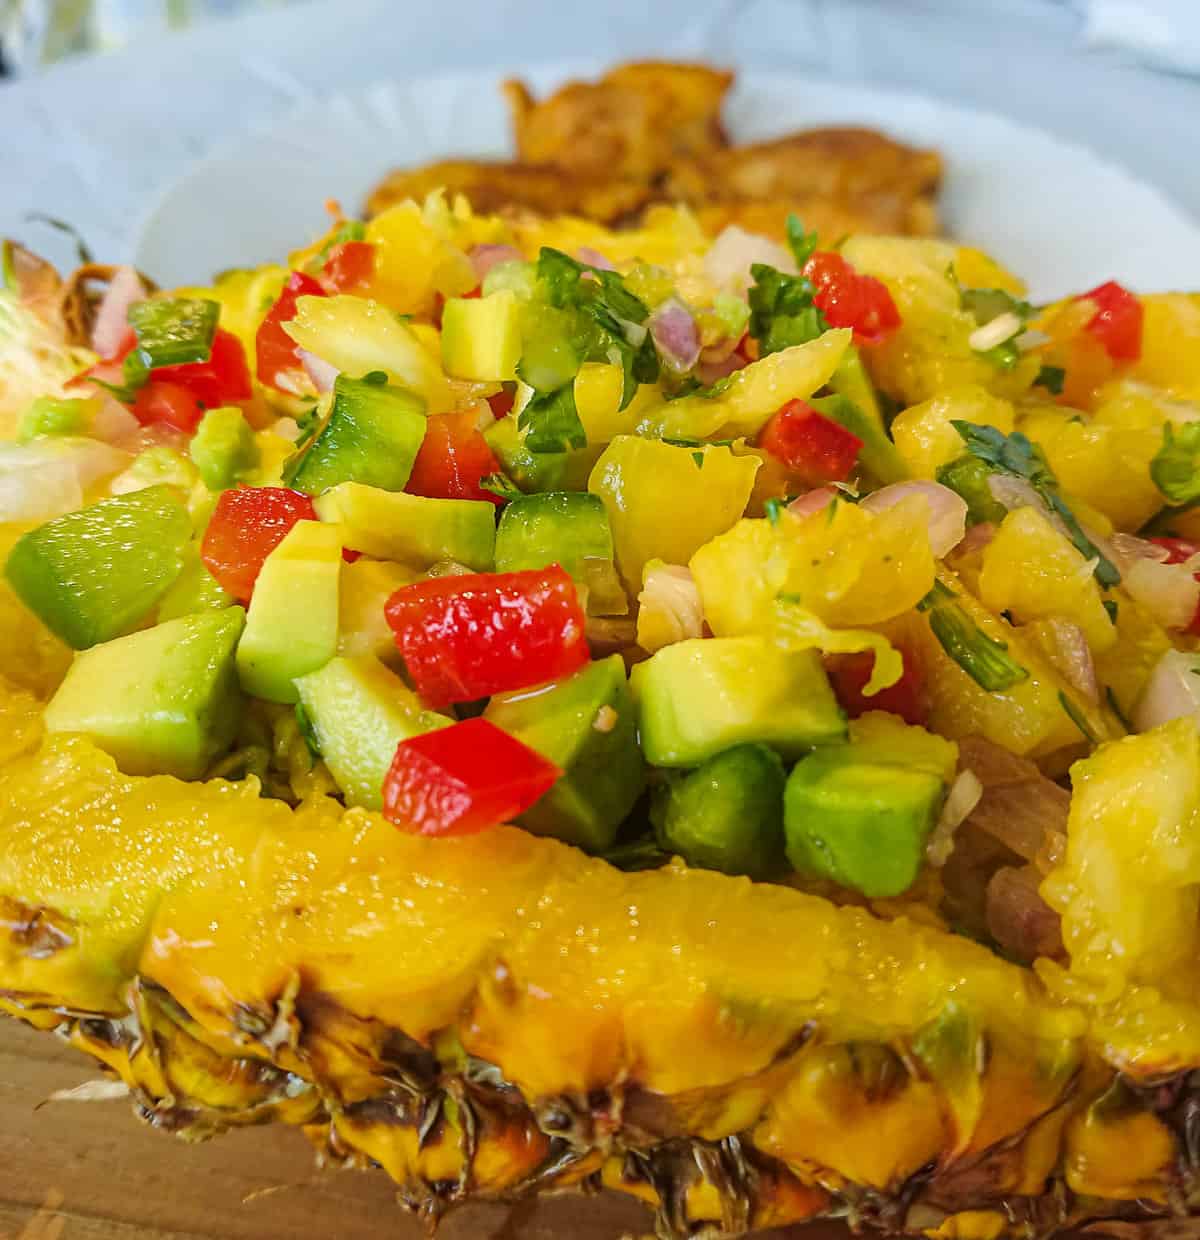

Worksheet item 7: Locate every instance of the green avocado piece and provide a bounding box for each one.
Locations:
[651,743,786,878]
[4,485,190,649]
[157,545,232,621]
[630,636,845,767]
[235,520,341,703]
[43,606,245,779]
[314,482,496,571]
[441,290,522,382]
[189,406,260,491]
[484,654,644,852]
[494,491,612,576]
[494,490,625,615]
[285,373,427,495]
[783,751,945,898]
[294,654,449,810]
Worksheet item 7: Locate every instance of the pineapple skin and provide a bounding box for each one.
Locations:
[3,712,1200,1239]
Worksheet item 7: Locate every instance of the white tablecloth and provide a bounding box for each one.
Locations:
[2,0,1199,270]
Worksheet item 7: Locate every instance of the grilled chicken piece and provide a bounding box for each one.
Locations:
[668,127,943,237]
[503,60,733,182]
[364,158,652,225]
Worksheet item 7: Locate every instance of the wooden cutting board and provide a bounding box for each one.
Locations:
[0,1020,821,1240]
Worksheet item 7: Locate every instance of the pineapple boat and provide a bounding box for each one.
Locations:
[4,201,1200,1238]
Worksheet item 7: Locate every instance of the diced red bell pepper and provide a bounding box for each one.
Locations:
[825,647,928,727]
[759,399,863,483]
[382,717,561,836]
[406,409,505,506]
[320,241,375,293]
[1075,280,1142,362]
[131,380,207,435]
[487,387,516,418]
[385,565,590,708]
[1149,537,1199,566]
[200,486,317,603]
[256,271,326,393]
[150,327,253,409]
[802,251,902,344]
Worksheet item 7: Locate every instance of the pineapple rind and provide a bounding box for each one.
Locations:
[1,723,1197,1235]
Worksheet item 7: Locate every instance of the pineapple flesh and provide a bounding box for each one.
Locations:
[3,677,1200,1236]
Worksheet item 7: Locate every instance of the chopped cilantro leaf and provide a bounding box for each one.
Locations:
[517,384,587,454]
[530,248,660,407]
[951,421,1120,587]
[1058,691,1098,745]
[1151,422,1200,505]
[747,262,827,356]
[764,497,784,525]
[1035,364,1066,395]
[785,214,819,268]
[479,472,524,502]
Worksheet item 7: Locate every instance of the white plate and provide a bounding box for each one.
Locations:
[135,65,1200,300]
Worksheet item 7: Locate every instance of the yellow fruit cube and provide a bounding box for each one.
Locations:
[979,507,1116,652]
[891,384,1015,479]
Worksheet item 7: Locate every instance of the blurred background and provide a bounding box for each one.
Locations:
[2,0,1200,286]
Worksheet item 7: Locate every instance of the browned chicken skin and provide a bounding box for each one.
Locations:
[366,61,943,239]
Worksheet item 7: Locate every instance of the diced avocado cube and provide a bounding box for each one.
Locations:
[495,491,625,615]
[783,752,945,899]
[17,395,97,443]
[294,654,449,810]
[43,607,245,779]
[4,485,190,650]
[495,492,612,576]
[189,406,260,491]
[157,545,232,621]
[483,415,568,494]
[441,290,522,382]
[631,636,846,767]
[236,520,341,703]
[485,654,644,852]
[338,557,418,665]
[285,373,427,496]
[651,743,786,878]
[314,482,496,571]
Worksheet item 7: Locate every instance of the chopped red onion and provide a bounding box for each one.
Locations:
[957,521,997,557]
[861,481,967,558]
[1122,557,1200,630]
[468,244,522,283]
[91,266,146,359]
[1134,649,1200,731]
[787,487,837,519]
[576,246,616,271]
[703,226,795,295]
[648,298,701,374]
[986,473,1044,514]
[298,348,339,394]
[1036,617,1099,703]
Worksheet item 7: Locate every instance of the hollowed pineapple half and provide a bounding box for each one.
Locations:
[4,660,1200,1239]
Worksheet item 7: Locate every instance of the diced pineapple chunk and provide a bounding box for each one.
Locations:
[891,384,1015,480]
[913,569,1110,759]
[979,507,1116,653]
[690,498,934,636]
[840,237,1039,405]
[1024,385,1168,531]
[1041,718,1200,994]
